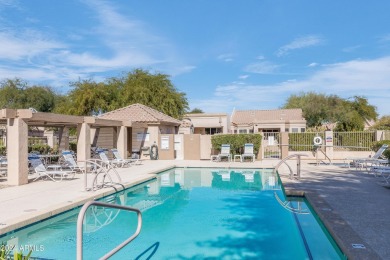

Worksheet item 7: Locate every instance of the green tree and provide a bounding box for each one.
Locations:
[56,79,118,116]
[188,108,204,114]
[370,115,390,130]
[0,78,58,112]
[283,92,377,131]
[111,69,188,118]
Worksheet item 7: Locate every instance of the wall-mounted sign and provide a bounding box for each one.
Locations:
[161,136,170,150]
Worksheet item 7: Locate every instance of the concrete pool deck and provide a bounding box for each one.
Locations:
[0,159,388,259]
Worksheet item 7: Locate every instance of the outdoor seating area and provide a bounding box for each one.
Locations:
[346,144,389,170]
[212,143,257,163]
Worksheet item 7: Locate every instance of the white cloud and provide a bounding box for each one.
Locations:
[308,62,318,67]
[277,35,323,57]
[191,57,390,116]
[256,55,265,60]
[217,53,235,62]
[0,0,192,88]
[342,45,361,53]
[244,61,280,74]
[238,75,249,80]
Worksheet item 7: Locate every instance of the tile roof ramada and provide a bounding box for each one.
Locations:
[99,103,181,125]
[232,108,305,125]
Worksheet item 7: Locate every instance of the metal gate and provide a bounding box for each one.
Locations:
[262,132,281,159]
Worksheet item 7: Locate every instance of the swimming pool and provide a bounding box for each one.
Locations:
[1,168,345,259]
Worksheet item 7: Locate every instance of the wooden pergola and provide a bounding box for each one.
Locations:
[0,109,131,186]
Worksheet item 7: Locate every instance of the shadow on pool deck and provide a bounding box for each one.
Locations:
[0,159,389,259]
[279,162,388,260]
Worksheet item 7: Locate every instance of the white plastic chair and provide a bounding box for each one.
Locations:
[241,143,256,162]
[29,154,75,182]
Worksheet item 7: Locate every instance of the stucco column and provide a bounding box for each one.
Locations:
[147,125,160,147]
[43,130,55,148]
[325,130,333,160]
[58,127,69,151]
[77,123,91,162]
[280,132,289,159]
[7,118,29,185]
[116,126,128,159]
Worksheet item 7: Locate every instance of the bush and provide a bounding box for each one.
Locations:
[371,140,390,160]
[69,141,77,153]
[28,144,52,154]
[0,146,5,155]
[211,134,262,155]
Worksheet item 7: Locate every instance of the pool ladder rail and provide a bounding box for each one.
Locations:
[77,201,142,260]
[273,154,308,179]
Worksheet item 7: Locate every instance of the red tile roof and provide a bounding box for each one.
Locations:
[232,108,305,125]
[99,103,181,125]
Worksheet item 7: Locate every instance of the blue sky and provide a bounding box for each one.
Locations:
[1,0,390,116]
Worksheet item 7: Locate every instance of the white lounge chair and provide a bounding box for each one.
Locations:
[217,144,231,162]
[347,144,388,170]
[111,148,141,165]
[241,143,256,162]
[29,154,75,182]
[370,165,390,184]
[0,156,7,177]
[97,149,128,168]
[61,150,85,173]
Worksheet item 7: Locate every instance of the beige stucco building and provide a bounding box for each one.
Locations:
[99,103,181,158]
[178,113,229,135]
[231,108,307,134]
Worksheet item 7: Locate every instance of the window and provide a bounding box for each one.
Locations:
[205,128,222,135]
[292,128,299,133]
[239,129,247,134]
[285,128,289,132]
[301,128,305,133]
[249,129,254,133]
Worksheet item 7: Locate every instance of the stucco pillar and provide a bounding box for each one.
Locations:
[43,130,55,148]
[116,126,128,159]
[280,132,289,159]
[147,125,160,147]
[58,127,69,151]
[77,123,91,162]
[7,118,29,185]
[325,131,333,160]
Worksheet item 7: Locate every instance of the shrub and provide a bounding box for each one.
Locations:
[0,145,5,155]
[69,141,77,153]
[211,134,262,155]
[28,144,52,154]
[371,140,390,160]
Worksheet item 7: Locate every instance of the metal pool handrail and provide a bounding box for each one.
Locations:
[273,154,308,179]
[77,201,142,260]
[274,192,309,215]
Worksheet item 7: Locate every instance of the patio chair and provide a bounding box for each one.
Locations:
[241,143,256,162]
[370,165,390,184]
[29,154,75,182]
[217,144,231,162]
[97,149,128,168]
[111,148,142,165]
[0,156,7,177]
[347,144,388,170]
[61,150,85,173]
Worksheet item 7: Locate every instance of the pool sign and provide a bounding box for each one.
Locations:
[326,136,332,142]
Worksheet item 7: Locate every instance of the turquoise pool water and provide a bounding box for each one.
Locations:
[1,168,345,259]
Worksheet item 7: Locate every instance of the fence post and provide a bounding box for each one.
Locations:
[280,132,289,159]
[376,130,384,141]
[324,130,333,160]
